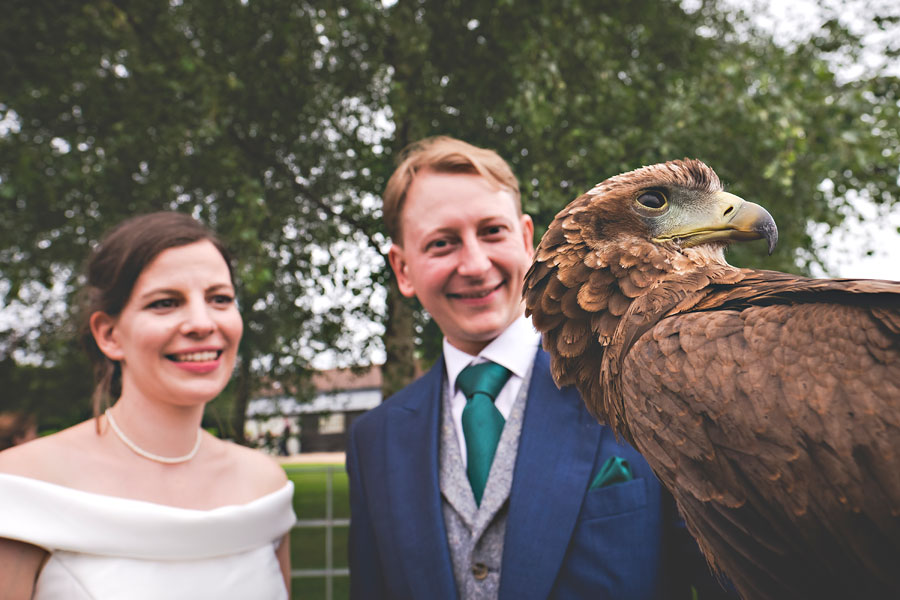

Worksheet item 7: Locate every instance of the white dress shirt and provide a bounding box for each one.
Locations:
[443,315,542,468]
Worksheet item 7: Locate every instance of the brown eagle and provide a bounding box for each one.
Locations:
[523,159,900,600]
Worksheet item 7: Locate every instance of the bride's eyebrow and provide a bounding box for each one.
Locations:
[136,288,182,301]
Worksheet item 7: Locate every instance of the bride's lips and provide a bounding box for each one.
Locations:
[166,349,224,373]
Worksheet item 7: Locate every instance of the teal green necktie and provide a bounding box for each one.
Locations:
[457,361,512,506]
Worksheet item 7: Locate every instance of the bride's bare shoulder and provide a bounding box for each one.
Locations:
[216,439,288,495]
[0,420,102,481]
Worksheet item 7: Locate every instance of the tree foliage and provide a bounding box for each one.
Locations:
[1,0,391,438]
[379,0,900,367]
[1,0,898,433]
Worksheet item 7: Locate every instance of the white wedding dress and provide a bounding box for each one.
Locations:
[0,473,296,599]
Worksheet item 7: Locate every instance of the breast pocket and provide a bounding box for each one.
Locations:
[579,477,648,521]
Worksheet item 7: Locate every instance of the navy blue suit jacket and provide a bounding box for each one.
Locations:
[347,349,725,599]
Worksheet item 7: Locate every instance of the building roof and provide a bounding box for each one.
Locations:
[311,366,382,392]
[248,362,428,417]
[248,365,383,417]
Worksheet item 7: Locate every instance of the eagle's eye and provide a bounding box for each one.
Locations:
[636,190,667,210]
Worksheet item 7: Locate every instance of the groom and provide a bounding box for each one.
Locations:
[346,136,731,599]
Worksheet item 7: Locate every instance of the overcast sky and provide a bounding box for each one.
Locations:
[729,0,900,280]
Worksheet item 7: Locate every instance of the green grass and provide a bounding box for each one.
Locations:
[290,525,349,570]
[284,463,350,599]
[285,463,350,519]
[292,575,350,599]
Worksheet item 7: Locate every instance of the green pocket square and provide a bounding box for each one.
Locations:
[589,456,634,490]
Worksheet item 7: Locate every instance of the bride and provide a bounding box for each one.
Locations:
[0,212,295,599]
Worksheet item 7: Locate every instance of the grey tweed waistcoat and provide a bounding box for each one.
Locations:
[439,360,533,600]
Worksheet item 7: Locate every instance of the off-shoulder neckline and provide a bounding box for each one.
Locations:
[0,472,296,559]
[0,472,292,513]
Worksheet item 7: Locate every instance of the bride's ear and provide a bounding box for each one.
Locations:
[89,312,125,361]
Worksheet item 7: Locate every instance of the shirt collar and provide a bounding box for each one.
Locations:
[443,315,541,391]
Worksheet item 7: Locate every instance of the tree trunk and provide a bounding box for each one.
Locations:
[381,275,417,400]
[378,2,438,400]
[231,356,251,445]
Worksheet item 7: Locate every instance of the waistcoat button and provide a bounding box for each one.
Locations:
[472,562,489,580]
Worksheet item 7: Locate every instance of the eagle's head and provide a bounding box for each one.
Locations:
[559,158,776,264]
[524,159,777,424]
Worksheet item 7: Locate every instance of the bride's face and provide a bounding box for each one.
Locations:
[92,240,243,407]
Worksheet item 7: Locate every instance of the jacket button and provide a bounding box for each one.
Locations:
[472,562,489,580]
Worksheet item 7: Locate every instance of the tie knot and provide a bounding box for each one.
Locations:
[457,361,512,402]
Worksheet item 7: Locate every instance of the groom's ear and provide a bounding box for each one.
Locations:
[389,244,417,298]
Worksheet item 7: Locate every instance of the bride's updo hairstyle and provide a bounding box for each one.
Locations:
[77,212,234,419]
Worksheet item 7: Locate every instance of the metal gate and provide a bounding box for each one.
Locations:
[286,464,349,600]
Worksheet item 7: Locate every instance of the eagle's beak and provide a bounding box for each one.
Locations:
[655,191,779,255]
[716,192,779,255]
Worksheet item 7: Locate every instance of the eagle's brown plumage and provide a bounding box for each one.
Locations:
[524,159,900,600]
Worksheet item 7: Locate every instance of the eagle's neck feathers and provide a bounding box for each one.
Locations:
[526,232,745,439]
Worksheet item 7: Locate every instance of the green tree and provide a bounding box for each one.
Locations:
[0,0,391,439]
[1,0,898,430]
[379,0,899,368]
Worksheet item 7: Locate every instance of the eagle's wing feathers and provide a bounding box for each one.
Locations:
[621,293,900,597]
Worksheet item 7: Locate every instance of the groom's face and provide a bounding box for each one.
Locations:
[388,169,534,356]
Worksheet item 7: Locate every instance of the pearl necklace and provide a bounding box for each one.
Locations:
[105,409,202,464]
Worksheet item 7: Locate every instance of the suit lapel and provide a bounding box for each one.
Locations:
[385,358,457,600]
[499,349,602,600]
